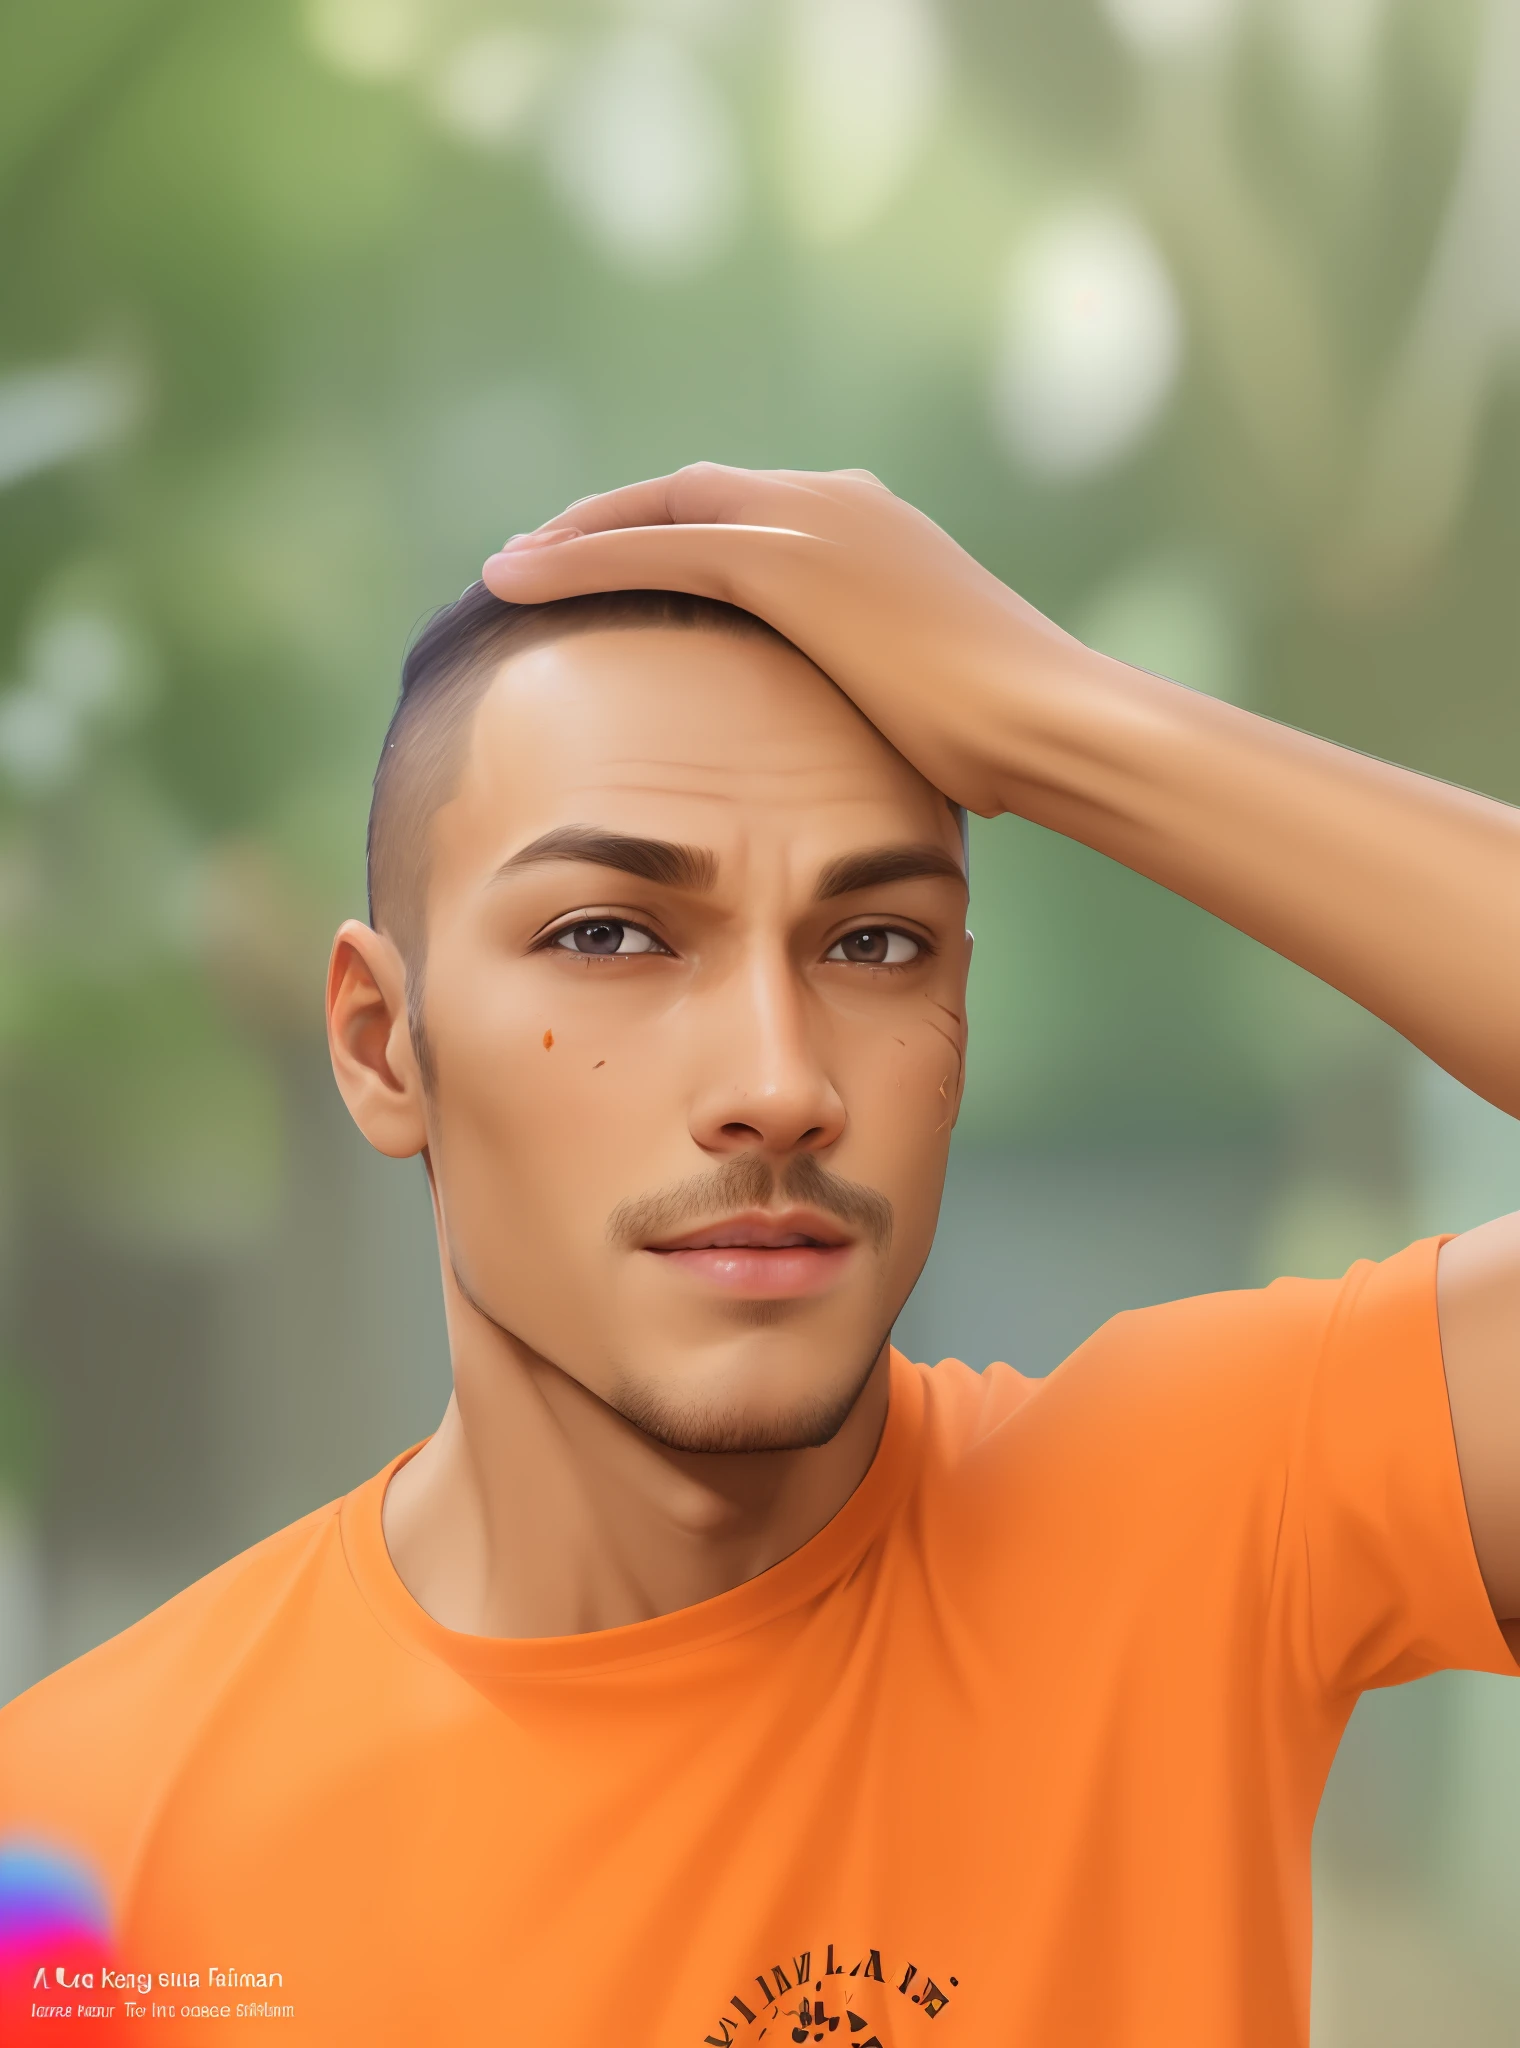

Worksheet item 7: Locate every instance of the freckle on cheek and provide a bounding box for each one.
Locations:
[543,1029,554,1049]
[593,1059,605,1069]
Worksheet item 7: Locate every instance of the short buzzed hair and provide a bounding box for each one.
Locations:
[367,583,785,972]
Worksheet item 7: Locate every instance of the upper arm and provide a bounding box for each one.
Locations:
[1436,1215,1520,1638]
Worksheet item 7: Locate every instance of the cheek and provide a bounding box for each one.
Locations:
[427,989,667,1226]
[845,1004,964,1111]
[830,1017,963,1245]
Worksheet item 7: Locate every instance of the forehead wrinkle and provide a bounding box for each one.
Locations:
[468,715,962,891]
[544,760,945,825]
[562,755,877,792]
[489,673,932,803]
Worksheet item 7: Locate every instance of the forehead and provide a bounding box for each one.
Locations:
[441,625,958,866]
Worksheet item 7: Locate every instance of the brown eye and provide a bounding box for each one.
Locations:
[825,928,921,966]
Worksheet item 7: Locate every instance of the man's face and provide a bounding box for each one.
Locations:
[417,625,971,1452]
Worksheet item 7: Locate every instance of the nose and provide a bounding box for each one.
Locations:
[685,941,847,1161]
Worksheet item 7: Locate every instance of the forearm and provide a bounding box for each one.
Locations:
[989,645,1520,1117]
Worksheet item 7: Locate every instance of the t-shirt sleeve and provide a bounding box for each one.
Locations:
[1291,1235,1518,1697]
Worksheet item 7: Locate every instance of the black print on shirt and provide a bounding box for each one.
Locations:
[701,1942,958,2045]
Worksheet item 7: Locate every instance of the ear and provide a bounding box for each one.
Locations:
[326,919,429,1158]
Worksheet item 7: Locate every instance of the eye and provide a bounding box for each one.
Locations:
[550,920,666,958]
[824,927,923,966]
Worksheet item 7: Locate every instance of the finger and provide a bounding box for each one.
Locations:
[482,521,809,609]
[517,462,772,543]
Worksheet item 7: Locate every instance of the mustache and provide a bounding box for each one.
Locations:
[606,1153,894,1254]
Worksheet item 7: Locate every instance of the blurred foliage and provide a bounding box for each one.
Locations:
[0,0,1515,1243]
[0,1359,47,1503]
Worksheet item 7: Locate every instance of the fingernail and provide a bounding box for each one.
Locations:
[499,526,581,552]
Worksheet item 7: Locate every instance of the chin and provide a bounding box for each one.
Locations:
[606,1339,885,1456]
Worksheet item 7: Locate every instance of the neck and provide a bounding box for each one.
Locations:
[380,1261,892,1640]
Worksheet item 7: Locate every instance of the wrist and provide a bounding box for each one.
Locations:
[991,633,1230,845]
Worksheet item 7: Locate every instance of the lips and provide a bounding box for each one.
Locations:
[645,1211,852,1254]
[644,1211,855,1299]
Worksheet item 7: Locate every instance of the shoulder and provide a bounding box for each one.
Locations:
[908,1250,1425,1506]
[1048,1241,1443,1439]
[0,1493,347,1879]
[1060,1268,1344,1406]
[1022,1266,1368,1497]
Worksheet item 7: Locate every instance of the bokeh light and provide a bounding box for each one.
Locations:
[543,31,741,271]
[992,206,1184,477]
[778,0,945,242]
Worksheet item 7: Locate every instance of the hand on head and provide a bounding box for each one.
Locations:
[483,464,1087,820]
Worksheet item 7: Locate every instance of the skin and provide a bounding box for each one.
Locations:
[328,625,970,1637]
[476,462,1520,1654]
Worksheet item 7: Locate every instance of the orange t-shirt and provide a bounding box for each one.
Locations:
[3,1237,1515,2046]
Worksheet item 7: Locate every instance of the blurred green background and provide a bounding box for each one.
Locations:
[3,0,1519,2036]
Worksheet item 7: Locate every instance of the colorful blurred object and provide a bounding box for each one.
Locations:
[0,1836,124,2038]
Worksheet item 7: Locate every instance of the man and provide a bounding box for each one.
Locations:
[2,464,1517,2047]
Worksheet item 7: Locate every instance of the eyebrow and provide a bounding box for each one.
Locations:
[496,826,718,891]
[495,826,966,901]
[814,844,967,900]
